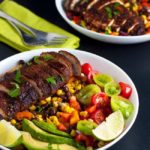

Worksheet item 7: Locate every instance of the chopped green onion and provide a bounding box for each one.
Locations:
[8,82,20,98]
[46,76,56,85]
[14,70,21,83]
[43,55,54,61]
[34,56,40,64]
[105,7,112,19]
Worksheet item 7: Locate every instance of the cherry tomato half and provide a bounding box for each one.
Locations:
[91,92,110,107]
[86,105,97,114]
[82,63,93,76]
[119,82,132,99]
[90,109,105,124]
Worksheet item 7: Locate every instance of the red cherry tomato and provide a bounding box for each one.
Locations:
[90,109,105,124]
[82,63,93,76]
[119,82,132,99]
[91,92,110,107]
[73,16,80,24]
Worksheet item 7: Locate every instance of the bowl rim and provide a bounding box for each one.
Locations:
[55,0,150,41]
[0,48,139,150]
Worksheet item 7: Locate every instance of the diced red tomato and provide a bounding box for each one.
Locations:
[75,134,94,146]
[57,123,67,131]
[86,105,97,114]
[82,63,93,76]
[69,96,81,111]
[103,107,112,117]
[119,82,132,99]
[73,16,80,24]
[91,92,110,107]
[90,109,105,124]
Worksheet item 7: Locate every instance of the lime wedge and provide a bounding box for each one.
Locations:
[92,110,124,141]
[0,120,22,148]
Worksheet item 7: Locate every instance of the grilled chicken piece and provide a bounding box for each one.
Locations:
[0,51,81,120]
[64,0,145,35]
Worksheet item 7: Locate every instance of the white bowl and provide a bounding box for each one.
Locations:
[55,0,150,44]
[0,48,139,150]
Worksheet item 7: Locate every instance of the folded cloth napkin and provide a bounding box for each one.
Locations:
[0,0,80,52]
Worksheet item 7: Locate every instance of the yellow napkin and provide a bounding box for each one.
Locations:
[0,0,80,52]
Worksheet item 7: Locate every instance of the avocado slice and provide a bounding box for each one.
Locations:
[33,120,71,138]
[49,144,78,150]
[22,119,85,150]
[22,132,49,150]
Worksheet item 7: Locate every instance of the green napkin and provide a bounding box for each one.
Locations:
[0,0,80,52]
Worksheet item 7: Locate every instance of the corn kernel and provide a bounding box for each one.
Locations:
[52,97,58,102]
[45,97,51,103]
[142,15,148,24]
[70,129,76,137]
[75,84,82,90]
[80,111,88,118]
[86,146,93,150]
[53,101,59,108]
[111,32,119,36]
[38,117,43,121]
[57,97,63,102]
[69,88,75,94]
[124,2,130,8]
[40,100,47,105]
[37,114,42,118]
[57,89,64,96]
[63,105,74,113]
[133,5,138,12]
[146,22,150,28]
[29,105,36,111]
[49,116,60,126]
[98,141,105,148]
[11,119,16,125]
[75,80,80,85]
[46,118,53,124]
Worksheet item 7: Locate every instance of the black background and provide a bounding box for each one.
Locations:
[0,0,150,150]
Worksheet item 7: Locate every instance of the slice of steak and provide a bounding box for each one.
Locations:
[19,80,39,111]
[41,52,73,77]
[21,64,52,98]
[59,51,81,77]
[0,91,20,120]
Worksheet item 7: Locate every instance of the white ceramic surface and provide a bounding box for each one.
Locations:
[0,48,139,150]
[55,0,150,44]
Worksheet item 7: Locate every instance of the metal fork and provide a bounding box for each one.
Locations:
[0,10,68,46]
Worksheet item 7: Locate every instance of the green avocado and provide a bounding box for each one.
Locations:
[49,144,78,150]
[32,120,71,138]
[22,119,85,150]
[22,132,49,150]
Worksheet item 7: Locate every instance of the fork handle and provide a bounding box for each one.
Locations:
[0,10,36,37]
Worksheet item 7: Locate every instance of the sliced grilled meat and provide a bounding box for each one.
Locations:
[41,52,73,77]
[64,0,145,35]
[0,51,81,120]
[59,50,81,77]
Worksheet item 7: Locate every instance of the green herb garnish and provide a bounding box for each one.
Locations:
[37,106,43,113]
[105,7,112,19]
[114,2,120,8]
[8,82,20,98]
[46,76,56,85]
[105,26,112,35]
[43,55,54,61]
[60,76,65,82]
[113,10,120,16]
[14,70,21,83]
[34,56,40,64]
[27,62,32,66]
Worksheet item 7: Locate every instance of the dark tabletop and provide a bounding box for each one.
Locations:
[0,0,150,150]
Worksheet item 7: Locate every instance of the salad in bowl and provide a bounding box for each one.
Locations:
[0,49,139,150]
